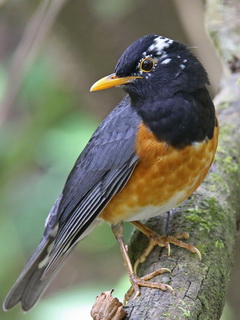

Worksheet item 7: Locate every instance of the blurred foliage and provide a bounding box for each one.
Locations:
[0,0,235,320]
[220,304,237,320]
[88,0,140,20]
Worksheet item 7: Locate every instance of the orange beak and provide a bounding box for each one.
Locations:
[90,73,142,92]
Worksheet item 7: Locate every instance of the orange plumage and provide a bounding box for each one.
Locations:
[100,122,219,223]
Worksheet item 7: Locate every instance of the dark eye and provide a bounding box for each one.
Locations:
[140,57,155,72]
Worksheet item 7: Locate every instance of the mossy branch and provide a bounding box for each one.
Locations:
[123,2,240,319]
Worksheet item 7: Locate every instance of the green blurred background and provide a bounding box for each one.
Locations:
[0,0,238,319]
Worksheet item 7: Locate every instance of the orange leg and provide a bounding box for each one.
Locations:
[131,221,201,273]
[111,223,173,301]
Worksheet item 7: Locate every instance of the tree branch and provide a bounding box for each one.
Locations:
[123,2,240,319]
[0,0,68,126]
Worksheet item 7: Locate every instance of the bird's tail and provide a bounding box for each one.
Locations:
[3,235,61,311]
[3,217,102,312]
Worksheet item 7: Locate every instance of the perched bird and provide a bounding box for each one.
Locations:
[3,34,218,312]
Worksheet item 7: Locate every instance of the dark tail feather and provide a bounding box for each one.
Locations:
[3,196,64,311]
[3,236,59,311]
[3,193,102,311]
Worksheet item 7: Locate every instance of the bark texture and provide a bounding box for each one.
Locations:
[123,1,240,319]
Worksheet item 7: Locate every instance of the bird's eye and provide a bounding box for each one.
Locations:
[140,57,155,72]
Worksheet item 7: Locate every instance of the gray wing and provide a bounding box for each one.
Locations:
[3,96,141,311]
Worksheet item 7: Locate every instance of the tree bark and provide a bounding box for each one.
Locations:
[123,1,240,319]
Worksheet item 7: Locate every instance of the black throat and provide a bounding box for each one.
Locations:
[130,87,216,149]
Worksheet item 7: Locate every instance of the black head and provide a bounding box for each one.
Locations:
[114,34,209,99]
[91,35,215,148]
[91,34,209,98]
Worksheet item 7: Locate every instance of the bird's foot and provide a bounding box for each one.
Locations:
[111,223,173,303]
[124,268,173,303]
[131,221,201,273]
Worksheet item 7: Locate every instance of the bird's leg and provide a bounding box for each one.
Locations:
[111,223,172,302]
[131,221,201,273]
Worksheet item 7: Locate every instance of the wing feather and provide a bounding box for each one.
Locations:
[4,96,141,310]
[44,159,137,276]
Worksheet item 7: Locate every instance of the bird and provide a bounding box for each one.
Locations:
[3,34,218,312]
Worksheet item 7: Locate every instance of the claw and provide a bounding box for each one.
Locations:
[194,246,202,261]
[167,243,171,256]
[124,268,173,302]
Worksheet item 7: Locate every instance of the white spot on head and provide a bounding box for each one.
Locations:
[161,58,171,65]
[180,64,185,70]
[183,59,187,63]
[148,36,173,55]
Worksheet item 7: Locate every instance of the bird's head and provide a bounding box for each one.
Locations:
[90,34,209,99]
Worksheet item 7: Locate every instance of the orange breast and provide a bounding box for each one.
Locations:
[99,122,219,224]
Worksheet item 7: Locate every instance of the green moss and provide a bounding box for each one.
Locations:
[215,240,225,249]
[178,307,191,317]
[162,312,171,317]
[218,123,234,145]
[217,101,230,111]
[212,121,240,195]
[185,197,225,234]
[209,172,230,195]
[222,155,238,173]
[215,145,225,155]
